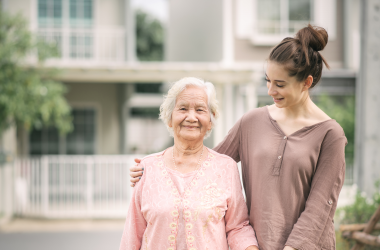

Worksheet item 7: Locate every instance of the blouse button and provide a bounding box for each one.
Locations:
[328,200,333,205]
[283,136,287,139]
[278,155,282,159]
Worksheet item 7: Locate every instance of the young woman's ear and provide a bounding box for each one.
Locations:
[303,75,313,91]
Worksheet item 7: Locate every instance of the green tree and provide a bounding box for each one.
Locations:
[136,9,164,61]
[316,95,355,165]
[0,10,72,137]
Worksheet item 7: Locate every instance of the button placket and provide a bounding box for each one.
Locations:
[272,136,288,176]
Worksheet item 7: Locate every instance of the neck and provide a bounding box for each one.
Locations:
[173,138,204,158]
[281,95,316,119]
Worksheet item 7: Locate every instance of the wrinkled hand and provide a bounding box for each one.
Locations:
[245,246,259,250]
[130,158,143,187]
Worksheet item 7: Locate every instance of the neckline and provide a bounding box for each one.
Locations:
[161,147,210,176]
[265,105,334,137]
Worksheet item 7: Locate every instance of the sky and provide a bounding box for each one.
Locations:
[132,0,168,22]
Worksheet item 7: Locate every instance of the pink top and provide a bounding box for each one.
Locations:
[119,148,258,250]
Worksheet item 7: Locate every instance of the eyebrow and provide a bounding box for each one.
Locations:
[265,73,286,83]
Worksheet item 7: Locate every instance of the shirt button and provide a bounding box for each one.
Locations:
[328,200,333,205]
[278,156,282,159]
[283,136,287,139]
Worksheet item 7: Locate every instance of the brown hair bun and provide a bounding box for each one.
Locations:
[268,24,330,88]
[296,24,328,52]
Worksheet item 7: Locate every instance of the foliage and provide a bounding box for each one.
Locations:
[0,10,72,136]
[335,181,380,250]
[135,9,164,61]
[316,95,355,165]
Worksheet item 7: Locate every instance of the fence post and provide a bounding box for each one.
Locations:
[41,156,49,216]
[86,157,94,215]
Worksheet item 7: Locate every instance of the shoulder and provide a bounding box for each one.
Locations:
[241,106,267,123]
[321,120,345,137]
[239,106,269,129]
[319,120,347,145]
[207,148,237,168]
[139,151,165,169]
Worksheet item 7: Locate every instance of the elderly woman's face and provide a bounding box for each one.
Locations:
[169,86,212,142]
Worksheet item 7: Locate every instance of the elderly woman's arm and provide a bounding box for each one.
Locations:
[120,162,147,250]
[225,159,259,250]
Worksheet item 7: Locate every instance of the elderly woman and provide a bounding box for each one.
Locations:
[119,77,259,250]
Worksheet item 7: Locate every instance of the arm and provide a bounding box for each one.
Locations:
[213,116,243,162]
[119,162,147,250]
[285,127,347,250]
[225,160,259,250]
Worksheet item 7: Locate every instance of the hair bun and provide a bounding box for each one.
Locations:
[296,24,328,52]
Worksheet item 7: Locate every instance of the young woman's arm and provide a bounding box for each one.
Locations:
[213,116,243,162]
[285,125,347,250]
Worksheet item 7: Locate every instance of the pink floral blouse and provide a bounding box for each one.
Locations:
[119,148,258,250]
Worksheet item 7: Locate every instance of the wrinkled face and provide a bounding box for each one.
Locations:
[266,61,309,108]
[169,86,212,142]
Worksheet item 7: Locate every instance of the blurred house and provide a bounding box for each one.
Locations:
[0,0,360,218]
[1,0,359,156]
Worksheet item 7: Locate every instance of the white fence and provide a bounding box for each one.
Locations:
[11,155,140,219]
[0,155,355,219]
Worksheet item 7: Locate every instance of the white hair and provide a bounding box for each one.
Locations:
[159,77,219,139]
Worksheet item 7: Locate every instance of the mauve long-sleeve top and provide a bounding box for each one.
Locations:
[214,106,347,250]
[119,148,258,250]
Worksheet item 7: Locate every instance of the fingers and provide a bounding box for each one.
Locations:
[130,176,142,187]
[130,165,144,173]
[130,171,143,178]
[134,158,142,164]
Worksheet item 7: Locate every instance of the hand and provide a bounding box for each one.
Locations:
[130,158,143,187]
[283,246,296,250]
[245,246,259,250]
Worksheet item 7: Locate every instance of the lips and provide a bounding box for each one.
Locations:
[273,97,284,103]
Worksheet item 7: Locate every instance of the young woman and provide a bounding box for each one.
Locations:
[130,25,347,250]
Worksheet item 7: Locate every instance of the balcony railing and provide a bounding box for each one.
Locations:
[38,28,126,64]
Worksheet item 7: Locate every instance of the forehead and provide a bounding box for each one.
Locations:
[266,61,290,80]
[176,86,208,104]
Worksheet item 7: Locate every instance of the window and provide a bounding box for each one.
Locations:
[66,109,95,154]
[69,0,93,28]
[256,0,313,35]
[37,0,94,59]
[29,108,96,155]
[235,0,336,45]
[38,0,62,28]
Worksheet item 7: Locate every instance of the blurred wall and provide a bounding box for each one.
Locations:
[234,0,344,68]
[65,83,121,155]
[166,0,223,62]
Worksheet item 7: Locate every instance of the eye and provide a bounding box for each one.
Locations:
[276,84,284,88]
[180,107,186,110]
[197,109,204,112]
[265,78,270,82]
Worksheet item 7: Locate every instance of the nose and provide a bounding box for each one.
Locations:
[267,82,277,96]
[185,109,198,122]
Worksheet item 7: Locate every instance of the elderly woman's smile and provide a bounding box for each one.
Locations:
[169,86,212,141]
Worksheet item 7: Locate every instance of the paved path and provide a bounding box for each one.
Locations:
[0,219,125,250]
[0,230,123,250]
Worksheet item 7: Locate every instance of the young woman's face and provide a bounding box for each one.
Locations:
[169,86,212,142]
[266,61,309,108]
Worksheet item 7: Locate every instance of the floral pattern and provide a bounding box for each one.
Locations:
[200,182,222,209]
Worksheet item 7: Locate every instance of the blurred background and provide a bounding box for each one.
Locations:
[0,0,379,249]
